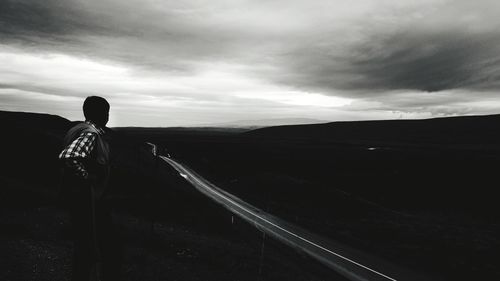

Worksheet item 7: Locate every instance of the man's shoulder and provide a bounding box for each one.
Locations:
[78,131,98,140]
[63,122,99,145]
[69,122,101,135]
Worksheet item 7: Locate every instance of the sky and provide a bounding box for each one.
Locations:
[1,0,500,127]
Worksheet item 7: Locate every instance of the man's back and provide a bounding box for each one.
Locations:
[58,96,119,281]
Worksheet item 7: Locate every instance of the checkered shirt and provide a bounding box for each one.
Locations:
[59,121,105,179]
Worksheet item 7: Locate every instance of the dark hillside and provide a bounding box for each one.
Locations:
[5,111,499,280]
[245,114,500,148]
[0,110,72,131]
[1,111,330,281]
[136,114,500,279]
[0,110,72,197]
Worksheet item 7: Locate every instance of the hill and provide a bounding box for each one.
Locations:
[1,110,329,281]
[0,110,72,131]
[143,113,500,279]
[197,118,330,128]
[245,114,500,148]
[3,110,500,280]
[0,110,73,196]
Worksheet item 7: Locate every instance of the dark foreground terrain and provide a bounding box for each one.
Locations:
[0,110,337,281]
[119,114,500,280]
[2,110,500,280]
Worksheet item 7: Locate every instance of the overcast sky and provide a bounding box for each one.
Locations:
[1,0,500,126]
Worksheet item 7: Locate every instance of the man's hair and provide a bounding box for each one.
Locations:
[83,96,110,121]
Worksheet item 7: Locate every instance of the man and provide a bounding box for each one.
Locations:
[59,96,118,281]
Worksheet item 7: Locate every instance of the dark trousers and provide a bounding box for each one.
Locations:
[68,178,121,281]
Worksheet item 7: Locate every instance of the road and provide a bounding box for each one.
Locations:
[147,143,432,281]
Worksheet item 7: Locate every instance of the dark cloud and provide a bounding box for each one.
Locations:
[0,0,104,42]
[272,29,500,95]
[350,31,500,92]
[0,0,221,72]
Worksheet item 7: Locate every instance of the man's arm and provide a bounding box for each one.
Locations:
[59,132,97,180]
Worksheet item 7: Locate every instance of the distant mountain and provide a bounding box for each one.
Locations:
[198,118,331,128]
[245,114,500,147]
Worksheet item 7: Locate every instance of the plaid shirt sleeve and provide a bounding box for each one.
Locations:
[59,132,97,179]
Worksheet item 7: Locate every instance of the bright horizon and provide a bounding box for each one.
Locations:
[1,0,500,127]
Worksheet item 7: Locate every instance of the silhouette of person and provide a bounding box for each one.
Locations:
[59,96,120,281]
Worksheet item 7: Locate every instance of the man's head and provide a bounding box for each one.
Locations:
[83,96,110,127]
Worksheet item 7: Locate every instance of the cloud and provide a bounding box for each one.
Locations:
[1,0,500,125]
[279,29,500,94]
[266,0,500,94]
[4,0,500,94]
[0,0,230,72]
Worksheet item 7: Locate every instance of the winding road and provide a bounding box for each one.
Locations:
[147,143,429,281]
